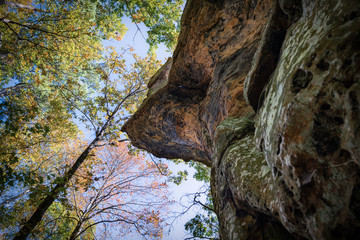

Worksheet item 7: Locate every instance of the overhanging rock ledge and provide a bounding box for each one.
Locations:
[122,0,360,239]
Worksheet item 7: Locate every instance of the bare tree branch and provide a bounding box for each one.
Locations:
[13,87,141,239]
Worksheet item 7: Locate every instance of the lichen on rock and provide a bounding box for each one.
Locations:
[212,117,296,240]
[122,0,360,239]
[254,0,360,238]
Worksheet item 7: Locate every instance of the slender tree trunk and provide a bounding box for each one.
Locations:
[69,221,82,240]
[12,93,135,240]
[13,138,98,240]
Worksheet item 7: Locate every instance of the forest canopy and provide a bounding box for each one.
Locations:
[0,0,185,239]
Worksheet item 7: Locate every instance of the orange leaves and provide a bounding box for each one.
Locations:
[131,13,146,23]
[114,33,123,41]
[65,142,172,239]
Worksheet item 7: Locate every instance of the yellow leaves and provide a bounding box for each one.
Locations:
[34,75,41,85]
[108,45,116,51]
[62,142,171,238]
[115,34,123,41]
[0,1,181,237]
[109,47,118,58]
[0,0,107,86]
[132,14,145,23]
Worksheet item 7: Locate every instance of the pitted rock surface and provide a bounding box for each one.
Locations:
[122,0,360,239]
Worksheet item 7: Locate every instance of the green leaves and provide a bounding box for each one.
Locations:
[0,0,103,88]
[0,0,184,238]
[99,0,184,50]
[168,170,188,185]
[189,161,211,183]
[185,213,219,240]
[175,160,219,239]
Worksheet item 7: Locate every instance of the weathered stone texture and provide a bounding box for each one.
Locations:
[254,0,360,238]
[212,118,294,239]
[122,0,360,239]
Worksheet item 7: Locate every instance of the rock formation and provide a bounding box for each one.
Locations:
[122,0,360,239]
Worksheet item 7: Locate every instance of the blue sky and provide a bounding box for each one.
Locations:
[103,17,206,240]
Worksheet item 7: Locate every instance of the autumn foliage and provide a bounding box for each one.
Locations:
[68,142,171,239]
[0,0,184,239]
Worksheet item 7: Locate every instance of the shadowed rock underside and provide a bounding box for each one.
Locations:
[122,0,360,239]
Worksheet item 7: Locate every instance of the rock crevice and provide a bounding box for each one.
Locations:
[122,0,360,239]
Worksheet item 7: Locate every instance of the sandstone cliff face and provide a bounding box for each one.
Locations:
[122,0,360,239]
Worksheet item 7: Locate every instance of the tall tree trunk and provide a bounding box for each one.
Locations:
[13,138,98,240]
[12,93,135,240]
[69,221,82,240]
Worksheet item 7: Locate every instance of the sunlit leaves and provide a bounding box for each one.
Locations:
[75,47,162,141]
[99,0,184,50]
[95,12,128,40]
[67,143,171,239]
[0,0,105,88]
[0,135,92,239]
[0,85,77,195]
[189,161,211,183]
[0,0,184,238]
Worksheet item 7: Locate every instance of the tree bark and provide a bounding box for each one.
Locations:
[13,139,98,240]
[69,221,82,240]
[12,90,137,240]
